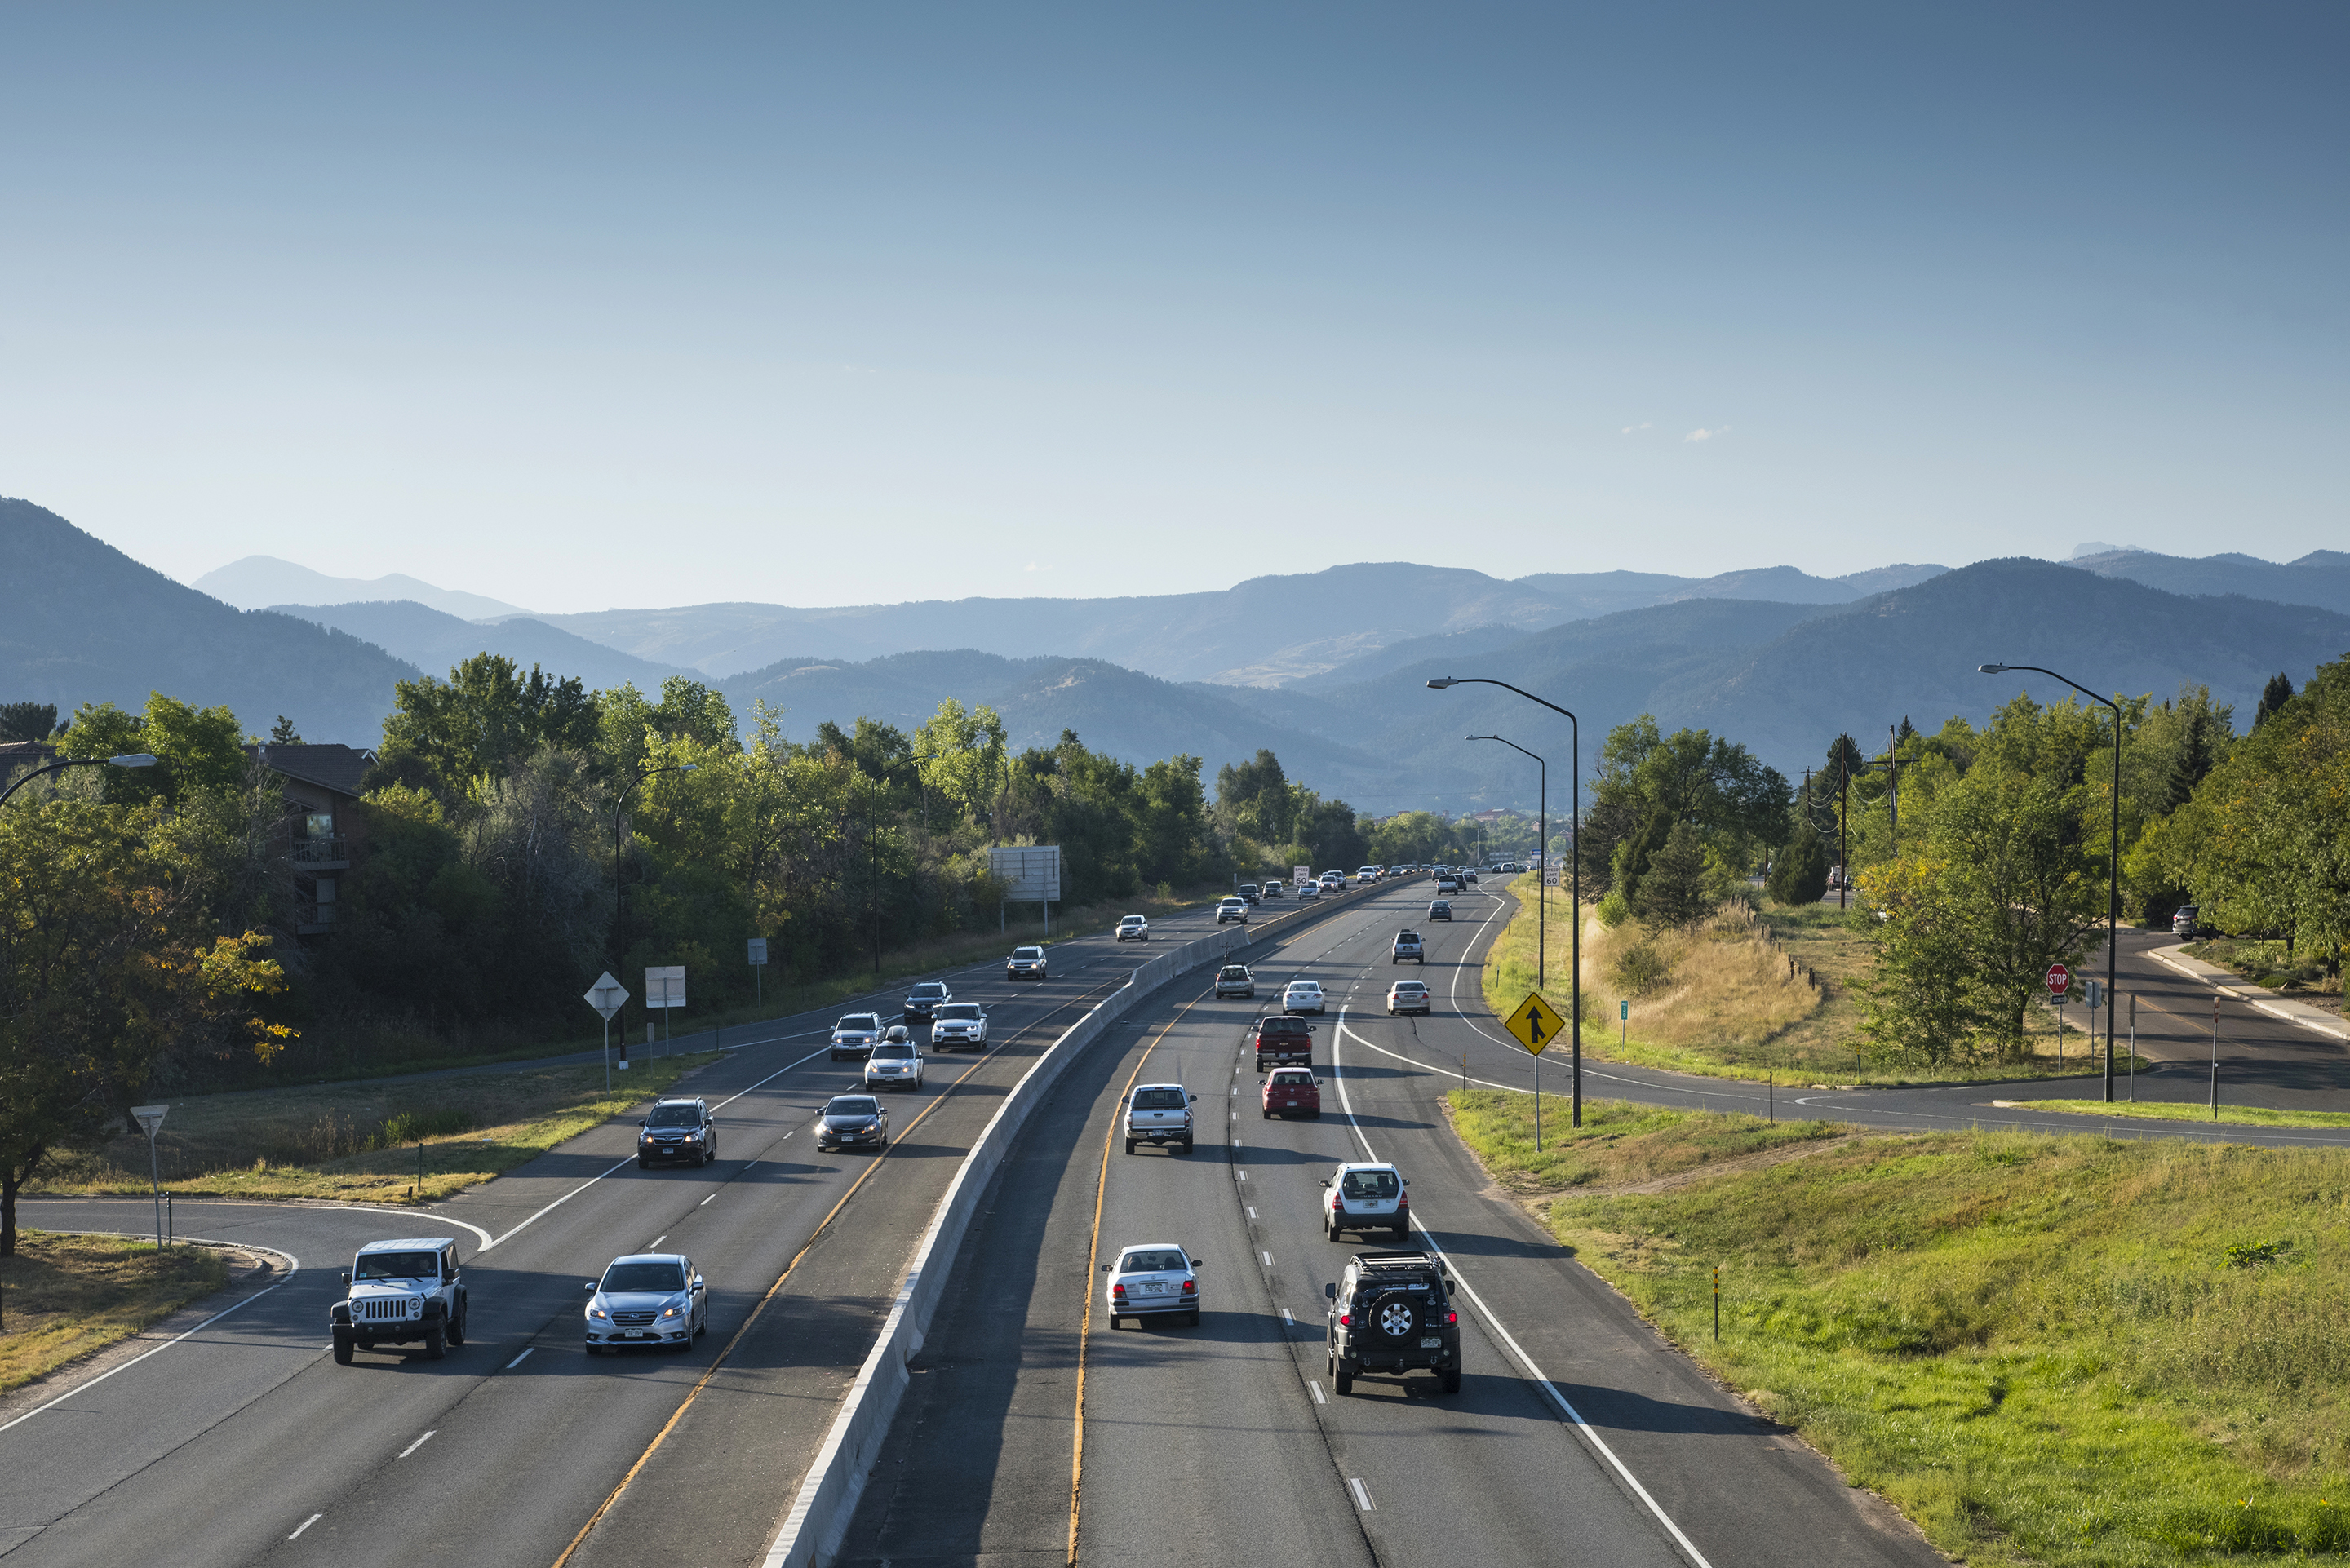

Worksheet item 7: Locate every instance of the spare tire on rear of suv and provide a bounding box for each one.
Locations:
[1369,1290,1421,1345]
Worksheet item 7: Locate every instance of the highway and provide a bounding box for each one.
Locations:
[0,889,1363,1568]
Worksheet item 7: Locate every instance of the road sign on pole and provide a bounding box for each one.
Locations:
[1505,993,1567,1054]
[131,1105,168,1252]
[584,973,629,1089]
[2045,963,2071,997]
[747,938,768,966]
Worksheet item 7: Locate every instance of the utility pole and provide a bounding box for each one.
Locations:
[1838,738,1851,910]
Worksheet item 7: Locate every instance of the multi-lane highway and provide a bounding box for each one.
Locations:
[0,889,1369,1568]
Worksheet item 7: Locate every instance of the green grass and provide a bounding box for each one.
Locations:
[2011,1099,2350,1131]
[1441,1089,1841,1193]
[1446,1092,2350,1565]
[2184,939,2346,1006]
[0,1230,228,1395]
[32,1052,723,1206]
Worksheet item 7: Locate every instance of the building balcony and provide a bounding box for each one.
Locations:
[296,900,338,936]
[290,835,350,870]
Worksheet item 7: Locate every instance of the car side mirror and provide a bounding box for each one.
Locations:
[1324,1282,1338,1299]
[1319,1179,1330,1188]
[1189,1093,1198,1102]
[339,1270,352,1285]
[584,1281,596,1291]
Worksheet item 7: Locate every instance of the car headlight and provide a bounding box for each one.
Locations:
[588,1306,609,1319]
[661,1304,682,1319]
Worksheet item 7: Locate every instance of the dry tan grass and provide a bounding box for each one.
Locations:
[0,1231,228,1395]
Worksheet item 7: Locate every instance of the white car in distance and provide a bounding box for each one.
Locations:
[1386,980,1431,1016]
[1116,915,1151,941]
[1283,980,1327,1016]
[1104,1242,1200,1327]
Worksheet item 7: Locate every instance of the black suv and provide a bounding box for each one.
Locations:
[1325,1250,1461,1396]
[637,1098,716,1167]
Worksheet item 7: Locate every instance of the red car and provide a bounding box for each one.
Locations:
[1261,1068,1321,1120]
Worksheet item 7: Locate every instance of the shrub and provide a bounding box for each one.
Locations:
[1611,939,1674,997]
[1596,890,1631,928]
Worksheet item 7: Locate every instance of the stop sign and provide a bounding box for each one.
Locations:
[2046,963,2071,996]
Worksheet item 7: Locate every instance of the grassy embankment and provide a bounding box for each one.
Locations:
[0,1232,228,1395]
[2013,1100,2350,1131]
[2184,938,2345,1017]
[31,1052,721,1205]
[1480,875,2146,1085]
[1448,1089,2350,1566]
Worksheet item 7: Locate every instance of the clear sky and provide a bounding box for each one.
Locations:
[2,2,2341,612]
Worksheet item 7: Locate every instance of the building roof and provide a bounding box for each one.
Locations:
[250,742,376,800]
[0,739,59,786]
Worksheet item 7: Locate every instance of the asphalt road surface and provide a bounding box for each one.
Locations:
[0,888,1368,1568]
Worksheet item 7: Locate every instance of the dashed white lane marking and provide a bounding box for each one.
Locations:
[1281,1307,1293,1324]
[289,1513,323,1540]
[397,1430,437,1459]
[698,1193,716,1205]
[1350,1477,1374,1510]
[1308,1380,1327,1404]
[1247,1206,1257,1219]
[649,1234,666,1251]
[505,1346,534,1370]
[1236,1171,1248,1181]
[1262,1251,1275,1266]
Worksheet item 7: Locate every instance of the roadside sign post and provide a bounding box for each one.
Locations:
[1619,998,1628,1047]
[2085,980,2104,1075]
[131,1105,168,1254]
[2128,992,2137,1101]
[645,965,686,1056]
[1504,993,1567,1154]
[748,938,768,1011]
[2211,994,2221,1120]
[2046,963,2070,1065]
[584,972,629,1091]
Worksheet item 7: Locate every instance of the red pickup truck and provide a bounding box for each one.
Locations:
[1252,1014,1315,1071]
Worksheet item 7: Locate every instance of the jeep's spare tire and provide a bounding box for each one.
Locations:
[1370,1291,1420,1340]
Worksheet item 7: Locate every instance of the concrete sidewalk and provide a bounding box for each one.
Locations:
[2144,941,2348,1043]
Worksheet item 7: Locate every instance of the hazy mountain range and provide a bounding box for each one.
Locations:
[9,498,2348,811]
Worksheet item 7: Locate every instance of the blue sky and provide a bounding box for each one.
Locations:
[2,2,2341,612]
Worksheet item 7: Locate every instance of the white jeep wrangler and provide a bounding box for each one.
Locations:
[331,1237,468,1363]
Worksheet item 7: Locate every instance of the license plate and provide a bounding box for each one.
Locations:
[1421,1337,1443,1348]
[1137,1285,1169,1295]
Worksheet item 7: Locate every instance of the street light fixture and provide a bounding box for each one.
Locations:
[0,753,159,807]
[1426,677,1583,1127]
[612,762,698,1043]
[1978,663,2122,1102]
[1466,736,1545,986]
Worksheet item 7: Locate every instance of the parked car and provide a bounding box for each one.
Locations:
[1005,946,1049,981]
[1322,1160,1408,1241]
[1427,899,1453,922]
[1104,1242,1200,1328]
[1116,915,1151,941]
[929,1002,988,1051]
[1124,1083,1197,1154]
[1283,979,1327,1016]
[864,1030,924,1091]
[902,981,951,1024]
[1386,981,1430,1016]
[1261,1067,1321,1119]
[1214,963,1257,999]
[636,1096,716,1167]
[583,1252,705,1353]
[830,1012,884,1061]
[1252,1013,1315,1070]
[1217,897,1249,924]
[815,1093,888,1152]
[1391,929,1425,964]
[1325,1249,1460,1396]
[331,1238,466,1363]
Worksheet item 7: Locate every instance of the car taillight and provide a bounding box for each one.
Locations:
[1447,1310,1457,1323]
[1338,1313,1351,1327]
[1397,1193,1409,1209]
[1182,1280,1196,1294]
[1111,1284,1126,1296]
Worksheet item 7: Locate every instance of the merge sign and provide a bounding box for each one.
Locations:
[1504,992,1568,1056]
[989,845,1062,902]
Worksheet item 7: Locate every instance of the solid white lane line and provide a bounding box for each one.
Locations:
[1350,1477,1374,1511]
[1330,1005,1717,1568]
[289,1513,323,1540]
[1308,1380,1327,1404]
[311,1204,495,1251]
[397,1430,437,1459]
[506,1347,534,1370]
[0,1237,301,1436]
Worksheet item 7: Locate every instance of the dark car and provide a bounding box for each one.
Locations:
[1427,900,1453,922]
[1325,1249,1461,1396]
[1252,1014,1315,1071]
[816,1093,889,1153]
[636,1098,716,1168]
[902,981,951,1024]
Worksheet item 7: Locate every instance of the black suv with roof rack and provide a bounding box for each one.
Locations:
[1324,1249,1461,1396]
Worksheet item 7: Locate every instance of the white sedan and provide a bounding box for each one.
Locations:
[1386,981,1431,1016]
[1104,1242,1200,1327]
[1282,980,1327,1016]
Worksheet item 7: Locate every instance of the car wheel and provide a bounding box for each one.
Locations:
[636,1157,649,1168]
[1310,1109,1322,1120]
[1187,1308,1200,1327]
[1334,1361,1354,1396]
[1179,1139,1194,1154]
[333,1331,355,1365]
[447,1306,466,1346]
[1124,1139,1136,1154]
[1261,1109,1270,1120]
[1441,1368,1462,1395]
[424,1322,446,1361]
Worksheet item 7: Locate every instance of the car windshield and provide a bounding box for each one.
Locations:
[1270,1072,1313,1087]
[1288,982,1320,994]
[1119,1250,1187,1273]
[355,1251,439,1280]
[936,1003,982,1020]
[837,1014,879,1032]
[601,1261,685,1294]
[1342,1169,1402,1199]
[1394,983,1426,994]
[1120,917,1144,925]
[825,1096,881,1118]
[1012,947,1043,960]
[911,984,947,999]
[645,1105,700,1127]
[1133,1087,1186,1110]
[1219,967,1249,979]
[873,1043,915,1059]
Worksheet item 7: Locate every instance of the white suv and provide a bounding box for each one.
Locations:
[865,1030,925,1090]
[1116,915,1151,941]
[1323,1162,1409,1241]
[332,1238,467,1363]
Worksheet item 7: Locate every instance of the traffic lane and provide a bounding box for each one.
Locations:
[1251,1037,1692,1568]
[1332,1007,1944,1568]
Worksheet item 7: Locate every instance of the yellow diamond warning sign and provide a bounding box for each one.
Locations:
[1504,992,1567,1055]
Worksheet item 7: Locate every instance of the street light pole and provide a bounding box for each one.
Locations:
[613,762,698,1044]
[0,753,160,807]
[1428,678,1581,1127]
[1979,663,2123,1103]
[1467,736,1544,987]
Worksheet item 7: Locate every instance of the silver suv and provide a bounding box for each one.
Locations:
[831,1012,884,1061]
[332,1238,466,1363]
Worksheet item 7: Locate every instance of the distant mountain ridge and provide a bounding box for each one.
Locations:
[267,600,691,696]
[196,555,532,620]
[2071,547,2350,617]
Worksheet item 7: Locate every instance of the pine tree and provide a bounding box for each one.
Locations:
[1636,821,1714,928]
[1767,826,1829,906]
[2163,708,2211,811]
[269,715,303,745]
[2254,673,2296,729]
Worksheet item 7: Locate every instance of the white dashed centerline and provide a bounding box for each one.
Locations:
[1308,1380,1327,1404]
[397,1430,437,1459]
[1350,1477,1374,1511]
[1262,1251,1274,1267]
[288,1513,322,1540]
[506,1347,534,1370]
